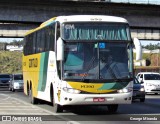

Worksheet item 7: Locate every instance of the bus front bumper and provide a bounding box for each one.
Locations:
[59,92,132,106]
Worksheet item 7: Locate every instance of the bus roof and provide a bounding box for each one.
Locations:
[56,15,128,23]
[25,15,128,36]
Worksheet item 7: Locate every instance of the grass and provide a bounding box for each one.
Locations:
[133,53,152,60]
[134,52,160,66]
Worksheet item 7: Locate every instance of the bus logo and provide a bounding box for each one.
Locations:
[29,58,38,68]
[65,24,75,29]
[81,85,94,88]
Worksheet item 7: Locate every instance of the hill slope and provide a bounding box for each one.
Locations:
[0,51,22,74]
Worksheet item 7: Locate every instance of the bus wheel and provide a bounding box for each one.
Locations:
[27,84,30,96]
[107,104,118,113]
[29,88,38,104]
[52,94,63,113]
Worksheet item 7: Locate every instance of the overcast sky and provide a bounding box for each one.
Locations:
[0,38,23,43]
[110,0,160,4]
[140,40,160,46]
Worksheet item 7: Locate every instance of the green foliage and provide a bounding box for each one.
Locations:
[133,53,151,60]
[0,51,22,74]
[142,43,160,50]
[9,39,23,46]
[142,53,152,59]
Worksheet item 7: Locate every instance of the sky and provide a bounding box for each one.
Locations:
[111,0,160,5]
[140,40,160,46]
[0,38,23,43]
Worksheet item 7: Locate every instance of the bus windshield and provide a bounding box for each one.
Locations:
[63,42,131,81]
[62,23,131,41]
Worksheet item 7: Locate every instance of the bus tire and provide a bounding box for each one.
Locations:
[53,102,63,113]
[107,104,118,113]
[27,82,30,96]
[29,87,38,104]
[51,91,63,113]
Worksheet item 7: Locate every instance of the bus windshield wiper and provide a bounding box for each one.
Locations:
[113,76,133,82]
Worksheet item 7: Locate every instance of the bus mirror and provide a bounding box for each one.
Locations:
[133,38,142,61]
[56,37,64,61]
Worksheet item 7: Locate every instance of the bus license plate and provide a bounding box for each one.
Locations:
[93,98,105,102]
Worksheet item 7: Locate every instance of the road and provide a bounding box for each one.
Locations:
[1,88,160,124]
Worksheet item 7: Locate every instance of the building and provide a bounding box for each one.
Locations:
[6,45,23,52]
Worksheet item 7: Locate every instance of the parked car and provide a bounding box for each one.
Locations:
[9,74,23,92]
[136,72,160,94]
[0,74,12,87]
[132,77,145,102]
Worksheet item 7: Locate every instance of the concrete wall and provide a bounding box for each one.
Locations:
[131,29,160,40]
[0,1,159,28]
[0,23,37,37]
[0,0,159,38]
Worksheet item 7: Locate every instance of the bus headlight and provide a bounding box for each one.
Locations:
[117,87,132,93]
[63,87,81,94]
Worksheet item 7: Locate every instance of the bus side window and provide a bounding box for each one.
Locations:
[40,30,45,52]
[56,22,60,41]
[49,25,55,51]
[33,33,37,54]
[36,30,41,53]
[45,27,50,51]
[28,34,33,55]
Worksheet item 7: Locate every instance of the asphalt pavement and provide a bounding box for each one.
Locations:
[1,89,160,124]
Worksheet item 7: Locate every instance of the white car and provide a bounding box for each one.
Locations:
[9,74,23,92]
[136,72,160,94]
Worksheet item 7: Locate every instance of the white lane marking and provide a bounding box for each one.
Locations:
[0,106,35,107]
[0,103,13,104]
[0,109,41,110]
[0,94,10,101]
[0,93,80,124]
[0,113,50,115]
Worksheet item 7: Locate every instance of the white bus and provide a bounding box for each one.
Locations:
[23,15,141,113]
